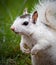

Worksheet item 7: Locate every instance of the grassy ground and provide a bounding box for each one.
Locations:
[0,0,38,65]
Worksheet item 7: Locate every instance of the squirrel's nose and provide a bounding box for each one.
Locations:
[11,27,15,31]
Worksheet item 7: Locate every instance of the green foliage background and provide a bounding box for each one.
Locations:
[0,0,38,65]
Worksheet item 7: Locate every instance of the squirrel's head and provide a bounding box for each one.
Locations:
[11,9,38,36]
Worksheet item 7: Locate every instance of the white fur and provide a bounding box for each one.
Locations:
[11,0,56,65]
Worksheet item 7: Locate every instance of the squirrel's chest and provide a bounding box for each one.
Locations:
[23,36,37,49]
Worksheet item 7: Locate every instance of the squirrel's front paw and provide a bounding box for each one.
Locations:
[20,47,30,54]
[20,43,31,54]
[24,49,31,54]
[31,48,38,55]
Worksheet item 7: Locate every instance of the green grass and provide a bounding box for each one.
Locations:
[0,0,38,65]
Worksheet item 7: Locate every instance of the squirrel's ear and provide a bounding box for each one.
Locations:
[23,8,28,15]
[32,11,38,24]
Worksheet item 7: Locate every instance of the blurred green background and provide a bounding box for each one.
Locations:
[0,0,38,65]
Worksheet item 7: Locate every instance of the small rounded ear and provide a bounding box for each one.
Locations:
[32,11,38,24]
[23,8,28,15]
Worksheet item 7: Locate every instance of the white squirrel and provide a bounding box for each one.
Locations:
[11,0,56,65]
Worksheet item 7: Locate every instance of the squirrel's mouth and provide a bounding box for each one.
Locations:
[14,32,19,34]
[14,31,25,35]
[14,31,33,37]
[15,32,21,34]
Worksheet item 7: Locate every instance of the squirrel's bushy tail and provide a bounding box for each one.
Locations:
[45,1,56,30]
[36,0,56,30]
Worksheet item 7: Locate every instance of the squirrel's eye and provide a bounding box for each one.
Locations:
[22,21,29,26]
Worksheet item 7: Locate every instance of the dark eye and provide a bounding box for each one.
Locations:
[22,21,29,26]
